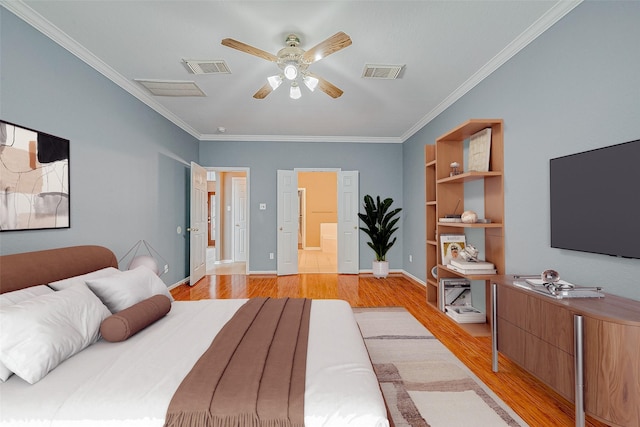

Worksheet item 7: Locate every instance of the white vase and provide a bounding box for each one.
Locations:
[372,261,389,278]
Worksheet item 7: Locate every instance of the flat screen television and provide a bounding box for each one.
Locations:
[550,139,640,259]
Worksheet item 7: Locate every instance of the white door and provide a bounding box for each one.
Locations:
[277,170,298,275]
[189,162,207,285]
[232,177,247,262]
[338,171,359,274]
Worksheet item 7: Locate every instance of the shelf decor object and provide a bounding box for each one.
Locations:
[467,127,492,172]
[425,119,504,336]
[439,233,466,266]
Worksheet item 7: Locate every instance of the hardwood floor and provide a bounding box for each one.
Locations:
[171,273,609,427]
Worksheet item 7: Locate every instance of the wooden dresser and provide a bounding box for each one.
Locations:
[491,276,640,427]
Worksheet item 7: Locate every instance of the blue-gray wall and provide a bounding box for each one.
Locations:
[199,141,404,272]
[2,2,639,301]
[403,1,640,301]
[0,9,199,286]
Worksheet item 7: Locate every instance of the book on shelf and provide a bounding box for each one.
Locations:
[439,217,462,223]
[450,259,495,270]
[467,127,492,172]
[439,234,466,266]
[447,264,497,275]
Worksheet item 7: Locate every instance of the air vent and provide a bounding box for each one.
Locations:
[135,79,206,97]
[183,60,231,75]
[361,64,404,79]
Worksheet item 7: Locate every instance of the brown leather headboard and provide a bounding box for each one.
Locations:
[0,245,118,294]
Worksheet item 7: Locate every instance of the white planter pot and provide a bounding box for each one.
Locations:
[372,261,389,278]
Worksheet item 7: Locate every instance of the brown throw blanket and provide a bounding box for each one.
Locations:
[164,297,312,427]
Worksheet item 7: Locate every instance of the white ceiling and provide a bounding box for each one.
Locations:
[4,1,581,143]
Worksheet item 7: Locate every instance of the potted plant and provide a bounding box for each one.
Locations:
[358,195,402,278]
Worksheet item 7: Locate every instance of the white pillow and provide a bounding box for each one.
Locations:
[0,283,111,384]
[48,267,121,291]
[0,285,55,382]
[0,285,54,307]
[0,359,11,383]
[85,266,173,313]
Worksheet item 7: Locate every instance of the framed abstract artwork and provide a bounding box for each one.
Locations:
[0,120,70,231]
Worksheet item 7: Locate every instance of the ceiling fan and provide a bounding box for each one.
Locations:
[221,32,352,100]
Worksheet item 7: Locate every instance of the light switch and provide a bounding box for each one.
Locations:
[259,203,267,210]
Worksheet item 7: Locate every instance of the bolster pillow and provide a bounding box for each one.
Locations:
[100,294,171,342]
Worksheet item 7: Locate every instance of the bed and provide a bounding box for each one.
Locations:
[0,245,389,427]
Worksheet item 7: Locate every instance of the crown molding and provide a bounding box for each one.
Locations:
[3,0,581,144]
[198,133,402,143]
[1,0,201,140]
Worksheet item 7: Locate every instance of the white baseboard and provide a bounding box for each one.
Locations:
[173,271,426,288]
[168,277,190,290]
[358,269,426,286]
[401,270,426,286]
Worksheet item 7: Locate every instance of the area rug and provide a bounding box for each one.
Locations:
[353,307,528,427]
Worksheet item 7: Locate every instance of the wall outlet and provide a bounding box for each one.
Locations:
[409,255,413,262]
[269,252,274,260]
[259,203,267,210]
[164,264,169,273]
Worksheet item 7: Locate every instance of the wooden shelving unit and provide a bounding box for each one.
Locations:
[425,119,505,336]
[424,145,437,305]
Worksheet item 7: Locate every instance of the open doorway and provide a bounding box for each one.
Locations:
[277,169,358,276]
[297,171,337,273]
[205,168,249,275]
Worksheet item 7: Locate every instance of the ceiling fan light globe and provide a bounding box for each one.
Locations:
[289,82,302,100]
[267,75,283,90]
[283,64,298,80]
[303,75,319,92]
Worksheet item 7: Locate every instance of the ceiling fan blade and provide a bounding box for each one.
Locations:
[309,73,344,98]
[253,82,274,99]
[221,38,277,62]
[302,32,352,64]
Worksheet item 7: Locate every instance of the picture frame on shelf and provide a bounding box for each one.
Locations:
[440,234,466,266]
[467,127,491,172]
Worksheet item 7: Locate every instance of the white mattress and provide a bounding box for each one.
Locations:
[0,299,388,427]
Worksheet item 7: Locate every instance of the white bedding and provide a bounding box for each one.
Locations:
[0,299,388,427]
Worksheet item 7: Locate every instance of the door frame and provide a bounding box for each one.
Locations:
[204,166,250,275]
[297,188,306,249]
[277,168,358,274]
[295,168,340,274]
[207,191,216,247]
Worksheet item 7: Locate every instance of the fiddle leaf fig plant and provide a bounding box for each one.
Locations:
[358,195,402,262]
